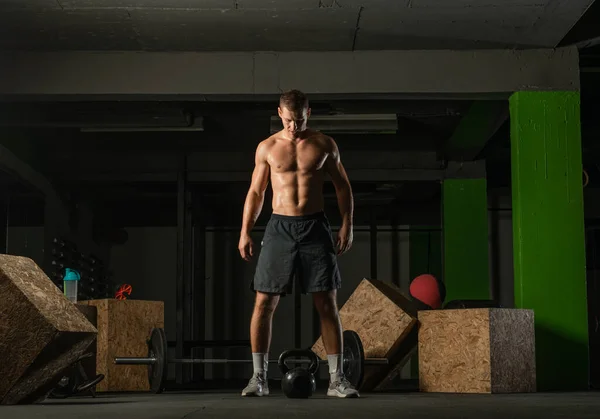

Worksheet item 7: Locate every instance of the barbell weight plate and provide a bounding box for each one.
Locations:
[342,330,365,389]
[147,327,168,394]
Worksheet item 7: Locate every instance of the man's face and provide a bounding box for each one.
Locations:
[278,106,310,139]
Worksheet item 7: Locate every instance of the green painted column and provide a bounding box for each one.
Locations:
[509,91,588,391]
[442,178,490,303]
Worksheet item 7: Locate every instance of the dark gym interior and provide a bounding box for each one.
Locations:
[2,1,600,418]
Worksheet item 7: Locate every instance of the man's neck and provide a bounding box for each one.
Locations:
[281,128,313,142]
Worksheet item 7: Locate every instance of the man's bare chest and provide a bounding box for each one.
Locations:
[268,145,328,173]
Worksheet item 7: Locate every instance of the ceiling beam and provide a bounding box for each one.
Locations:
[444,161,487,180]
[558,0,600,48]
[443,100,509,161]
[0,144,64,208]
[0,48,580,98]
[0,143,71,238]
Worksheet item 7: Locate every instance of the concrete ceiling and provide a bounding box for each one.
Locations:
[0,0,595,51]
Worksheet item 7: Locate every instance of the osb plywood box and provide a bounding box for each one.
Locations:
[418,308,536,394]
[80,299,164,392]
[75,304,99,383]
[312,278,418,390]
[374,326,419,391]
[0,255,97,404]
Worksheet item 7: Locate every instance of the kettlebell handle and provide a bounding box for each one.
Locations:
[278,349,319,375]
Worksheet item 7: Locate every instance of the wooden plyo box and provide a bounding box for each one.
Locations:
[79,299,164,392]
[312,278,418,390]
[75,304,99,383]
[0,255,97,404]
[418,308,536,393]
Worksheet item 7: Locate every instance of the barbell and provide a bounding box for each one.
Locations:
[113,328,388,393]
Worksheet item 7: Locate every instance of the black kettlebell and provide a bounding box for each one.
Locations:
[278,349,319,398]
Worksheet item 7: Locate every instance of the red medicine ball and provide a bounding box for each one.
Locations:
[409,274,445,309]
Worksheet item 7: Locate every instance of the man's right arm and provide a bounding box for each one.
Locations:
[241,141,270,237]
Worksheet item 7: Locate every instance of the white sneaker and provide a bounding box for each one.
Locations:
[241,373,269,397]
[327,375,360,398]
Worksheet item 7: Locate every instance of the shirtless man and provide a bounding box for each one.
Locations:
[238,89,359,398]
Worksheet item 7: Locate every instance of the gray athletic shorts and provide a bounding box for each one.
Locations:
[251,211,342,295]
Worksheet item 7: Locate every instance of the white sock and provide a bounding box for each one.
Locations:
[252,353,268,378]
[327,354,343,382]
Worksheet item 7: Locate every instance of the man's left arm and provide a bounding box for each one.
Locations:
[324,137,354,255]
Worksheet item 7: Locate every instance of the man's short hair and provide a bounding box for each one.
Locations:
[279,89,309,112]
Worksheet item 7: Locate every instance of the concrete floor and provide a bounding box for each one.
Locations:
[1,390,600,419]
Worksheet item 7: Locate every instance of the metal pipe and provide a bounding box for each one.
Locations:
[294,279,302,349]
[370,209,378,279]
[167,339,250,348]
[114,357,389,366]
[191,221,206,382]
[175,152,187,384]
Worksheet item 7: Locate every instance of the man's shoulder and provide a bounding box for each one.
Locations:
[257,135,278,150]
[309,130,336,150]
[304,129,330,142]
[254,135,278,161]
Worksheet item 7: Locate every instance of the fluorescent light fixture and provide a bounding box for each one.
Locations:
[80,117,204,132]
[270,114,397,134]
[80,126,204,133]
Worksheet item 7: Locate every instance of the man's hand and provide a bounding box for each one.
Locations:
[336,223,353,255]
[239,233,255,261]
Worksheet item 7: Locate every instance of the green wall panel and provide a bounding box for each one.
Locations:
[442,178,490,303]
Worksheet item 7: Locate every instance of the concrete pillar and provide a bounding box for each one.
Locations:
[509,91,589,391]
[442,178,490,303]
